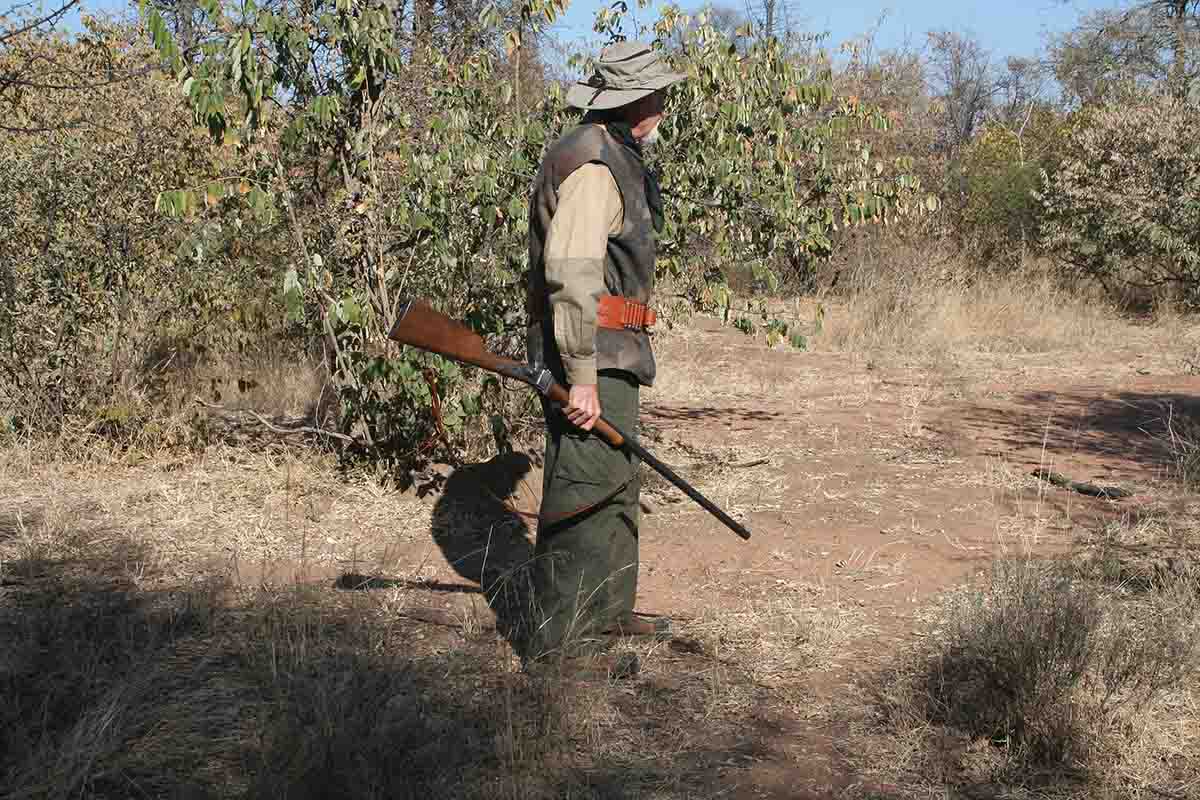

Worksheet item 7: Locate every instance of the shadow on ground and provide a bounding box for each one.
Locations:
[336,451,542,652]
[0,510,919,800]
[948,390,1200,480]
[426,450,541,652]
[0,560,555,798]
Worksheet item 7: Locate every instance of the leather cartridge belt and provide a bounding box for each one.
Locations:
[596,295,656,331]
[530,295,657,332]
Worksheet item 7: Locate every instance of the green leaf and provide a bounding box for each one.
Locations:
[283,267,304,323]
[711,282,733,322]
[461,393,483,416]
[506,196,523,220]
[342,297,363,325]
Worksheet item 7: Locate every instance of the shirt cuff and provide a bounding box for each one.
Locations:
[561,355,598,387]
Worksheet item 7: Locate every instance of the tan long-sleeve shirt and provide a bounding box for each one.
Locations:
[542,162,624,387]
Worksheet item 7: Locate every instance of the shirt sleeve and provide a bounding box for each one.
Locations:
[542,162,624,386]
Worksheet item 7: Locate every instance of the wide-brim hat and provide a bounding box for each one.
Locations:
[565,40,687,111]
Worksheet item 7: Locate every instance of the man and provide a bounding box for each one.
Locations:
[524,41,686,673]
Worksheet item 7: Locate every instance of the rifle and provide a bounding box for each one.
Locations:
[387,298,751,541]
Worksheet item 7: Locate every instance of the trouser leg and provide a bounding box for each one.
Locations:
[529,370,640,659]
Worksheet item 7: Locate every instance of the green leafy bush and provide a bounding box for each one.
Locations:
[136,0,933,461]
[954,109,1064,268]
[1039,93,1200,305]
[0,21,281,438]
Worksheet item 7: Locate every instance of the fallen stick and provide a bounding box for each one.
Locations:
[729,457,769,469]
[1031,468,1132,499]
[194,398,356,444]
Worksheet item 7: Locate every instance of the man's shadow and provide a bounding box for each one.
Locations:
[429,450,541,655]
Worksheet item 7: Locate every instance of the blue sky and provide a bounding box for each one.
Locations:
[73,0,1123,63]
[545,0,1122,59]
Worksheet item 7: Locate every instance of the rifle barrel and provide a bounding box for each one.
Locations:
[602,418,753,541]
[542,382,751,539]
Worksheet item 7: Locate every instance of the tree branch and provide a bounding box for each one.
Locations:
[194,398,357,443]
[0,0,80,46]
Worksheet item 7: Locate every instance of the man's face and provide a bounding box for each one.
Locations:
[630,91,666,144]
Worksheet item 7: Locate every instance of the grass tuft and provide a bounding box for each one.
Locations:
[864,544,1200,796]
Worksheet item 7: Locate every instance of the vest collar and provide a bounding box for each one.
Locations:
[581,113,665,234]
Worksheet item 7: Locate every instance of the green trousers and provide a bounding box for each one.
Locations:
[530,370,641,659]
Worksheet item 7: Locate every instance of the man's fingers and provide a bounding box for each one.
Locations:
[564,401,601,431]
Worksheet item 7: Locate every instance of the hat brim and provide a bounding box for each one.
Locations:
[565,71,686,110]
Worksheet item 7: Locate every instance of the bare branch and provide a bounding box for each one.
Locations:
[194,398,358,444]
[925,29,998,152]
[0,0,81,46]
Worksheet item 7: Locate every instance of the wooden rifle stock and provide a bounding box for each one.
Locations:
[387,298,752,541]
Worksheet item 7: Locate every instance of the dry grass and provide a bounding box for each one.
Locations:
[681,580,865,694]
[810,247,1161,360]
[641,324,823,407]
[0,339,331,457]
[1161,403,1200,492]
[5,254,1200,798]
[849,512,1200,799]
[0,440,448,607]
[0,440,843,799]
[644,246,1188,430]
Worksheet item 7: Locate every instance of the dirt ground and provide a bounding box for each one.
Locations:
[612,316,1196,795]
[416,313,1196,797]
[3,308,1197,798]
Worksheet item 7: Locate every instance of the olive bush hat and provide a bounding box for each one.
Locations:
[565,40,687,111]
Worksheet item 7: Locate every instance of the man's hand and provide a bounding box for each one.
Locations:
[565,383,602,431]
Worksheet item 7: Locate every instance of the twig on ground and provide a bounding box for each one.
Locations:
[1031,468,1132,499]
[729,458,769,469]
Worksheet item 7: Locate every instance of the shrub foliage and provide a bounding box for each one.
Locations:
[1039,93,1200,304]
[0,21,277,439]
[130,0,934,460]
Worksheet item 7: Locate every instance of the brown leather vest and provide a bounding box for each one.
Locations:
[525,122,657,386]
